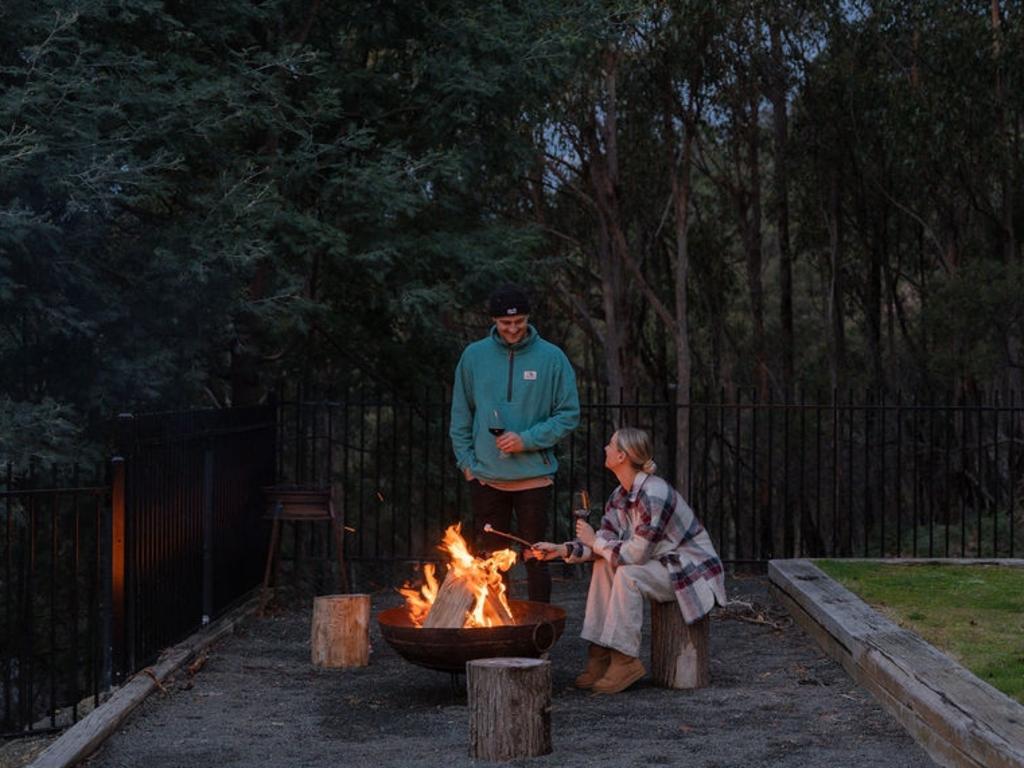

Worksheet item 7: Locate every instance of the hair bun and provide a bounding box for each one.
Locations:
[643,459,657,474]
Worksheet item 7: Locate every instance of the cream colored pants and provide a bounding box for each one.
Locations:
[580,557,676,657]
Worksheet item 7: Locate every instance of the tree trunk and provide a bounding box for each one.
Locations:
[651,602,710,689]
[826,167,847,391]
[595,221,629,398]
[991,0,1016,264]
[467,658,552,760]
[672,124,694,498]
[586,50,638,401]
[991,0,1022,390]
[737,96,772,558]
[738,95,769,400]
[770,21,794,401]
[867,227,884,391]
[229,264,270,407]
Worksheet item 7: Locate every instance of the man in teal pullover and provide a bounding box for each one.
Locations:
[450,284,580,603]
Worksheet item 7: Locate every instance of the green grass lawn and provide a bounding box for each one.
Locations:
[815,560,1024,704]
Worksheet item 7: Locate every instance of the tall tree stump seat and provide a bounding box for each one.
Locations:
[650,600,711,689]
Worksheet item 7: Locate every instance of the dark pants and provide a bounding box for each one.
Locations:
[469,481,552,603]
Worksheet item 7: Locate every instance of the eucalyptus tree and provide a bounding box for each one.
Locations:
[789,0,1023,393]
[634,2,727,492]
[537,5,647,401]
[764,0,826,398]
[534,1,730,491]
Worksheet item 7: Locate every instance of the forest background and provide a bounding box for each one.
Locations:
[2,0,1023,472]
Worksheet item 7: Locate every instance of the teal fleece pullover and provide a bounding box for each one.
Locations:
[450,325,580,482]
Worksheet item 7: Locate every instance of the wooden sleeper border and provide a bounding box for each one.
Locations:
[26,591,263,768]
[769,559,1024,768]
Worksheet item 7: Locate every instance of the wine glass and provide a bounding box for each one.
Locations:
[572,489,590,539]
[488,408,507,458]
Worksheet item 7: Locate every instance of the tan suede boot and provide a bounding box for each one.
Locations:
[591,649,645,694]
[574,644,612,689]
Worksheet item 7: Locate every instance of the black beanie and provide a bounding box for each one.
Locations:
[488,284,531,316]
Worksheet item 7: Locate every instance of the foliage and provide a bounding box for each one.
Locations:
[924,260,1024,383]
[2,0,1024,468]
[0,0,592,466]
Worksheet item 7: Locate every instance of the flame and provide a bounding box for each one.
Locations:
[399,523,517,628]
[398,563,441,625]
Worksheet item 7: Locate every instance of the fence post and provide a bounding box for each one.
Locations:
[202,441,214,625]
[107,413,133,686]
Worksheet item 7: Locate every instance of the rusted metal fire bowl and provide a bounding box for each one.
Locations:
[377,600,566,673]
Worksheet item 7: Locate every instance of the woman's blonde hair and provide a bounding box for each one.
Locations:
[615,427,657,474]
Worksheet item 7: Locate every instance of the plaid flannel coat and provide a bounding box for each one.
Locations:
[568,472,727,623]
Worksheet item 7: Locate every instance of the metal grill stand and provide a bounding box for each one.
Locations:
[261,485,349,597]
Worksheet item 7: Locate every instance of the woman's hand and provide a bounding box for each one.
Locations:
[575,520,596,547]
[528,541,565,561]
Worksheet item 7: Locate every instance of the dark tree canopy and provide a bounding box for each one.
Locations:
[3,1,1023,465]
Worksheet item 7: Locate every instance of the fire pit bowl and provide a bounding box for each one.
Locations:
[377,600,566,673]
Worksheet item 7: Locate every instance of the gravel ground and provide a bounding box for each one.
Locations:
[81,569,936,768]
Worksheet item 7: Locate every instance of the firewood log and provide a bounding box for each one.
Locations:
[422,572,475,628]
[482,587,514,626]
[311,594,370,669]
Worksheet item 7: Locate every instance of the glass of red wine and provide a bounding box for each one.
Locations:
[573,489,591,538]
[488,408,508,458]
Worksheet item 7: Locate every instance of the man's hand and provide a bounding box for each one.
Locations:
[462,467,474,481]
[575,520,596,547]
[496,431,524,454]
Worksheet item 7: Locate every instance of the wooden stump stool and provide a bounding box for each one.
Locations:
[650,601,710,689]
[311,594,370,669]
[467,657,552,761]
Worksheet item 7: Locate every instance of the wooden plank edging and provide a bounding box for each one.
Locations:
[826,558,1024,569]
[769,559,1024,768]
[27,592,263,768]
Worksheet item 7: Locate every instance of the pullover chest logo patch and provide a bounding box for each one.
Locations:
[523,370,537,380]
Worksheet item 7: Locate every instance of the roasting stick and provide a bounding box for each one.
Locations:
[483,523,536,550]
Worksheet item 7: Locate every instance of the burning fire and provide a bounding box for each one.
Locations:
[399,524,517,628]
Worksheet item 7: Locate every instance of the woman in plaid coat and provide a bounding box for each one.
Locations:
[531,427,727,694]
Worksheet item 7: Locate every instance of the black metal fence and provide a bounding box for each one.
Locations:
[0,464,108,737]
[115,405,276,678]
[278,388,1023,564]
[0,403,276,735]
[2,389,1020,735]
[683,390,1020,562]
